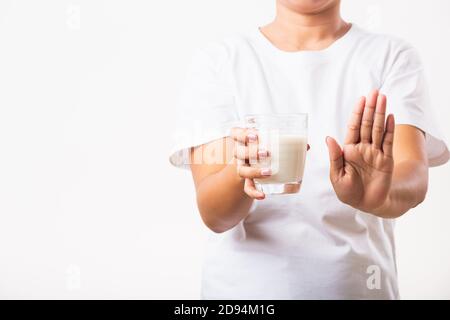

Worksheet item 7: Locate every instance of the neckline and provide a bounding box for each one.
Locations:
[255,23,358,57]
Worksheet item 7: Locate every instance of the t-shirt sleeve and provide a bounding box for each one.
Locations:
[169,43,240,169]
[380,45,449,167]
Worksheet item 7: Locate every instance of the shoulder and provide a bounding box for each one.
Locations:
[352,25,421,64]
[354,25,412,50]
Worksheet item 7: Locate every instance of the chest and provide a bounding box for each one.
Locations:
[228,52,385,197]
[230,54,382,141]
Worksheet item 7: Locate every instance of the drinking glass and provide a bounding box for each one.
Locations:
[245,113,308,195]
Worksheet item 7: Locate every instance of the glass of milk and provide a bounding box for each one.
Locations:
[245,113,308,195]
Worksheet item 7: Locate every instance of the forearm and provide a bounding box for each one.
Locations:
[371,160,429,218]
[195,163,253,233]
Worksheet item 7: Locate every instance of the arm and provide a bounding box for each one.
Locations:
[190,130,270,233]
[326,90,429,219]
[371,125,428,218]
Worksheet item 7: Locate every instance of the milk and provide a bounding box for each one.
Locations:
[254,135,307,185]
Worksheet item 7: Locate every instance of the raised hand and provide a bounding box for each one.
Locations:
[326,90,395,213]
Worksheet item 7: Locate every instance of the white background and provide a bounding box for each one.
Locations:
[0,0,449,299]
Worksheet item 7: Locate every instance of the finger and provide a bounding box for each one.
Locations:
[234,143,269,161]
[382,114,395,158]
[344,96,365,144]
[372,94,387,149]
[231,127,257,144]
[248,139,259,165]
[360,89,379,143]
[326,136,344,180]
[244,178,265,200]
[234,142,249,161]
[258,149,270,159]
[238,165,272,179]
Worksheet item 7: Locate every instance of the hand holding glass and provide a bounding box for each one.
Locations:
[245,114,308,195]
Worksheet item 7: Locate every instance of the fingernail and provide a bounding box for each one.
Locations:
[325,136,329,144]
[247,133,257,142]
[261,168,272,176]
[258,150,268,158]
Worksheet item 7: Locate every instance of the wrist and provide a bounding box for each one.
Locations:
[365,189,422,219]
[368,194,395,218]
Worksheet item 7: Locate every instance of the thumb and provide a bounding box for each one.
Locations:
[326,136,344,179]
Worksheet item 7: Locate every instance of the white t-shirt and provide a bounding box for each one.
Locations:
[169,24,449,299]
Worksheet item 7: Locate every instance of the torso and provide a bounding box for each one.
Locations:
[200,25,405,299]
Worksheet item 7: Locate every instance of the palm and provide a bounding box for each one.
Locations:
[327,91,395,212]
[336,142,393,210]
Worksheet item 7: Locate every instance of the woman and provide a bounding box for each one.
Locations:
[170,0,449,299]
